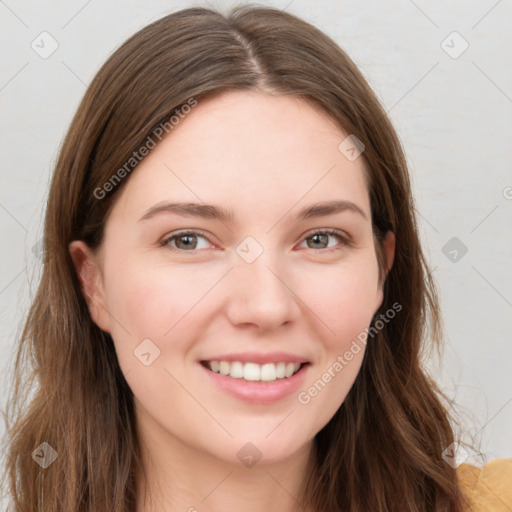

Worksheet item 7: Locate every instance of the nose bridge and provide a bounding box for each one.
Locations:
[226,240,300,330]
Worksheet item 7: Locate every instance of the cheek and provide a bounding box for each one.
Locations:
[293,255,379,409]
[102,256,227,371]
[294,260,379,425]
[104,256,210,334]
[297,255,381,343]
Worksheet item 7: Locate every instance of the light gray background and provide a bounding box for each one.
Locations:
[1,0,511,472]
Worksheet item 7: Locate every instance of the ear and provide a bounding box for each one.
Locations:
[381,231,395,276]
[69,240,112,333]
[373,231,396,315]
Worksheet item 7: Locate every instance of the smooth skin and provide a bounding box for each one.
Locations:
[70,90,395,512]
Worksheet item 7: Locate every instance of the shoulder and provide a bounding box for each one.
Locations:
[457,458,512,511]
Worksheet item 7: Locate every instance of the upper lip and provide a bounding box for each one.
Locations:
[200,352,310,365]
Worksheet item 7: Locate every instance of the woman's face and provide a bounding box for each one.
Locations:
[71,91,394,467]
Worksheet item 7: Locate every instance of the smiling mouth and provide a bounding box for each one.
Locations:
[201,360,307,382]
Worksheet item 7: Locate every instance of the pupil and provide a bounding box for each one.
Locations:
[310,234,327,248]
[180,235,196,249]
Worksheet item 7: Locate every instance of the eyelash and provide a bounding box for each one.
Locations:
[160,228,351,253]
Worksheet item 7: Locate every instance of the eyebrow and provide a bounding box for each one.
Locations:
[138,199,368,223]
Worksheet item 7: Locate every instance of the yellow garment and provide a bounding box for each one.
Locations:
[458,459,512,511]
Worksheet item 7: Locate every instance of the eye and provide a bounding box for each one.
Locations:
[160,228,350,253]
[299,229,350,251]
[160,230,214,251]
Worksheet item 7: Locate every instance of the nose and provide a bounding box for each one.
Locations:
[225,251,301,332]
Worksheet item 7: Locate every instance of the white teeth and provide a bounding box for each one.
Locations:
[243,363,260,381]
[285,362,296,378]
[260,363,276,381]
[206,360,303,381]
[219,361,230,375]
[230,361,244,379]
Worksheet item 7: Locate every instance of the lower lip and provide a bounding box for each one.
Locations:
[200,363,309,404]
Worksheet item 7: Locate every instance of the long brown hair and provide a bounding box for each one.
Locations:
[2,5,470,511]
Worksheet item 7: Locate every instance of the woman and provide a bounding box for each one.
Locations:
[2,5,509,512]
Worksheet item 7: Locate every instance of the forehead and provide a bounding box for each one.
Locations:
[110,90,371,224]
